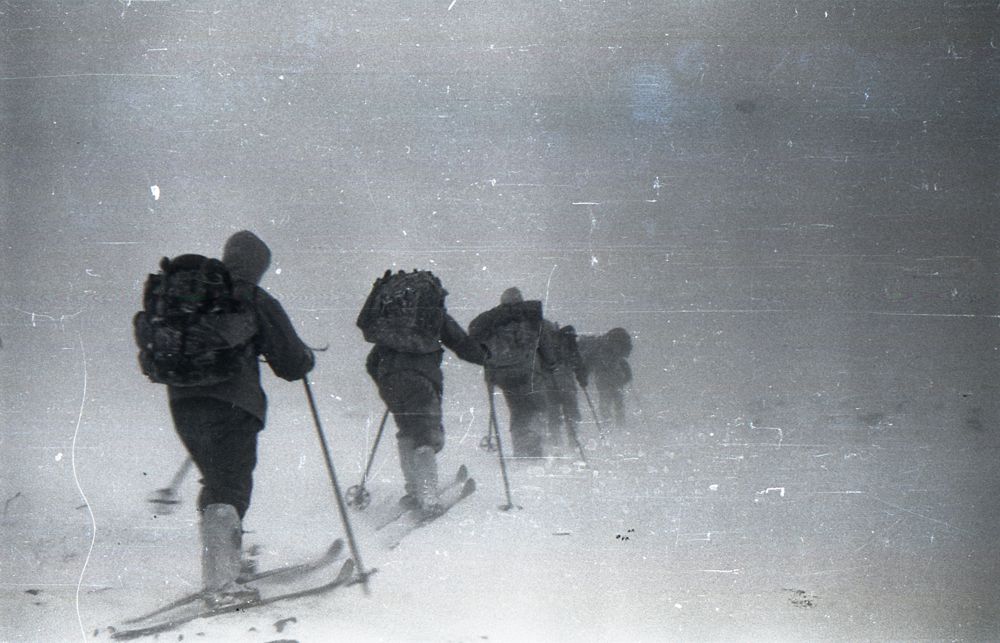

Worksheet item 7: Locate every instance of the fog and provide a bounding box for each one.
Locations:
[2,1,998,641]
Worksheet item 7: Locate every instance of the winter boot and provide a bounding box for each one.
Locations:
[546,414,565,452]
[396,437,421,510]
[411,445,443,518]
[238,543,261,581]
[511,428,544,459]
[200,503,260,607]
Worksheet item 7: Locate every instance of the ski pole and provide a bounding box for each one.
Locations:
[303,379,373,595]
[564,412,588,465]
[487,383,518,511]
[346,408,390,510]
[147,457,193,512]
[478,412,497,452]
[581,386,606,439]
[166,457,193,491]
[478,432,497,452]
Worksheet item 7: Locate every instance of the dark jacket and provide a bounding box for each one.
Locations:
[468,300,558,376]
[578,334,632,389]
[168,232,313,422]
[549,323,588,389]
[366,313,484,394]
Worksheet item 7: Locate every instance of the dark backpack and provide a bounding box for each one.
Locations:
[470,300,544,375]
[133,254,257,387]
[605,327,633,358]
[553,324,580,363]
[356,269,446,353]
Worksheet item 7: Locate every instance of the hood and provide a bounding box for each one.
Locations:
[223,230,271,285]
[605,327,632,356]
[500,287,524,305]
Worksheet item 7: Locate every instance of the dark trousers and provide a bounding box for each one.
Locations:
[375,370,444,452]
[597,385,626,425]
[491,370,547,457]
[546,369,581,446]
[170,398,262,519]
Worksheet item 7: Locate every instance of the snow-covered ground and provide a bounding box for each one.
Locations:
[3,300,998,641]
[3,1,998,641]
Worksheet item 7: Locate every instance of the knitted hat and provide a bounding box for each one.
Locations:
[500,287,523,305]
[223,230,271,285]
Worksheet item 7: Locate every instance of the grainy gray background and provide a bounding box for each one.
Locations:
[2,1,998,641]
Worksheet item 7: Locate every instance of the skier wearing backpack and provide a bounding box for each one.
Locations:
[358,270,484,516]
[469,287,558,459]
[578,327,633,426]
[544,322,589,451]
[134,230,314,607]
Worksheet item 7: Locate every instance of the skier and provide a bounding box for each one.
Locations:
[578,327,633,426]
[469,287,557,459]
[134,230,315,607]
[544,323,589,452]
[358,270,484,516]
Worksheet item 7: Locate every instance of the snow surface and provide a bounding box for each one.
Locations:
[4,307,999,641]
[2,0,999,641]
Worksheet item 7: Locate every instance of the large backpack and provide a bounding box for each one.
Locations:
[604,327,632,358]
[553,324,581,364]
[469,300,544,377]
[356,269,446,353]
[133,254,257,387]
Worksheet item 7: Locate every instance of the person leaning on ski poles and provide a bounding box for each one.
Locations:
[361,271,484,517]
[165,231,314,606]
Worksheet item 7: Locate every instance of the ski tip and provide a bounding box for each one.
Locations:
[328,539,345,557]
[463,478,476,493]
[456,464,469,481]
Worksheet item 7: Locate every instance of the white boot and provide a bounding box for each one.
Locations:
[411,446,443,517]
[397,437,420,510]
[200,503,259,607]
